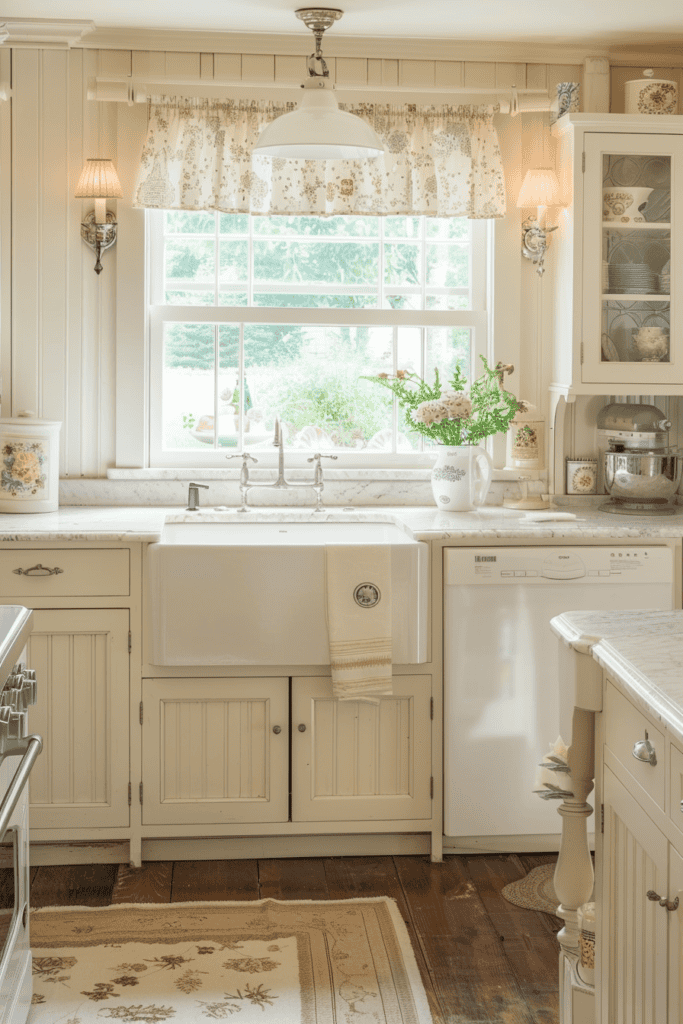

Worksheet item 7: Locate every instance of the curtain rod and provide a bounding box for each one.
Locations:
[89,77,554,115]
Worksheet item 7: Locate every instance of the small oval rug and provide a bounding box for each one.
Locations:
[501,863,558,915]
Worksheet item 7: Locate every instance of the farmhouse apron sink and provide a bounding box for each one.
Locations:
[148,514,429,666]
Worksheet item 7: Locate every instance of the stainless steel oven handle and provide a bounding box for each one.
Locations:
[0,735,42,843]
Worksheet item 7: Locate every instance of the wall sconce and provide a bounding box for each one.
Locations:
[75,158,123,274]
[517,167,561,276]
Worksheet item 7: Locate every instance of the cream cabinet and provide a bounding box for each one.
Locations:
[140,677,289,827]
[291,675,432,823]
[551,114,683,396]
[141,674,432,829]
[600,766,673,1023]
[27,608,130,829]
[600,700,683,1024]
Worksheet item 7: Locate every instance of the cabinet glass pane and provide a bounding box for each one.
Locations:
[602,154,670,364]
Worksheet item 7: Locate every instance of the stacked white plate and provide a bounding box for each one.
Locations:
[609,263,656,293]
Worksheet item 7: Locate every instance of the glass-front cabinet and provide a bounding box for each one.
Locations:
[551,116,683,393]
[584,132,681,385]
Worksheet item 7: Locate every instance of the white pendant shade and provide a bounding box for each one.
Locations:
[516,167,561,208]
[253,82,385,160]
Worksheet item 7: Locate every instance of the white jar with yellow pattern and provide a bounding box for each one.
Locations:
[0,413,61,513]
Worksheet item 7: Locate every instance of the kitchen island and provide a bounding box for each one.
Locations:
[550,608,683,1024]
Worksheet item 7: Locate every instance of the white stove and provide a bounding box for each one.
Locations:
[0,607,41,1024]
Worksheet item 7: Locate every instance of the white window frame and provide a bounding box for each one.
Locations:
[147,211,489,469]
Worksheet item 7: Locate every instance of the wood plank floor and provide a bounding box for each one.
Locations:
[22,853,562,1024]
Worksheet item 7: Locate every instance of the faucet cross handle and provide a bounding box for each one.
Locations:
[307,453,338,510]
[225,452,259,464]
[307,452,339,477]
[226,452,259,486]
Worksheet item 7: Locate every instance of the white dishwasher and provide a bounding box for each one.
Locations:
[443,545,675,846]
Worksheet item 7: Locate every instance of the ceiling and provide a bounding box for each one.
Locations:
[3,0,683,48]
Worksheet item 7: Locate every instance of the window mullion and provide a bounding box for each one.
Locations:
[214,324,219,451]
[392,324,398,454]
[248,216,254,308]
[421,217,427,311]
[378,215,385,310]
[214,213,220,305]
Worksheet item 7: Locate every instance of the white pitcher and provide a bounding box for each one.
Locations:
[430,444,493,511]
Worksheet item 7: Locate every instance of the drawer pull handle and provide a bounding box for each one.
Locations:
[647,890,679,912]
[12,564,64,577]
[632,731,657,767]
[298,723,306,732]
[272,725,281,734]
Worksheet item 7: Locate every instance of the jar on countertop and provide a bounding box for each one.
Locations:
[0,413,61,513]
[505,402,545,470]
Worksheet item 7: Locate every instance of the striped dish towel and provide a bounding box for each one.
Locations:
[325,545,393,702]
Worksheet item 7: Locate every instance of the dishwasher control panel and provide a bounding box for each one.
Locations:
[444,546,673,586]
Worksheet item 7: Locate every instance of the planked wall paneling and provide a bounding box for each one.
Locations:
[3,46,583,475]
[8,48,117,476]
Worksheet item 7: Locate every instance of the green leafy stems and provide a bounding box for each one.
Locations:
[360,356,522,447]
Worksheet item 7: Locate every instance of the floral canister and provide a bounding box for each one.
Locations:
[0,413,61,513]
[505,402,545,470]
[625,69,678,115]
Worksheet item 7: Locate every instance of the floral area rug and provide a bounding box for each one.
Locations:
[28,897,433,1023]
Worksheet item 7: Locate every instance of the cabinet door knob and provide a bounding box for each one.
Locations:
[298,723,306,732]
[272,725,281,734]
[632,731,657,766]
[646,890,679,911]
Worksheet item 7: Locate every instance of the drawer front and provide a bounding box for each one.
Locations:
[604,679,665,810]
[0,548,129,597]
[670,743,683,835]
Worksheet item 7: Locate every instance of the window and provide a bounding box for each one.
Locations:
[149,211,488,466]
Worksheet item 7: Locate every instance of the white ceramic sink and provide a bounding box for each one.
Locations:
[148,515,429,666]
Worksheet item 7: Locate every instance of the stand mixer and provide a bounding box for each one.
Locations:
[597,402,683,515]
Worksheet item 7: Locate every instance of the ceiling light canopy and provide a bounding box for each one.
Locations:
[253,8,385,161]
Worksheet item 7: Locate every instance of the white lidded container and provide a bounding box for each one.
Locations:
[505,401,545,470]
[625,69,678,115]
[0,413,61,512]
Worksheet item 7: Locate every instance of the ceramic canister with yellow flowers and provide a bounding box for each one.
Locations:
[0,413,61,512]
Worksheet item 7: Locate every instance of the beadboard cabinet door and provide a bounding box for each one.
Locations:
[141,677,289,826]
[27,609,130,829]
[291,675,432,822]
[601,765,669,1024]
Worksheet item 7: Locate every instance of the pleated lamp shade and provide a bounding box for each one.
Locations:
[75,159,123,198]
[517,167,561,208]
[253,81,385,160]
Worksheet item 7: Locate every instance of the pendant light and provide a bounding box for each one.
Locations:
[253,8,385,160]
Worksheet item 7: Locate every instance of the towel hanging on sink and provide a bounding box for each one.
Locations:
[325,545,393,703]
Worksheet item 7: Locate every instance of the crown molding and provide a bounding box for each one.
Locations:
[0,18,95,49]
[2,20,683,66]
[70,27,612,64]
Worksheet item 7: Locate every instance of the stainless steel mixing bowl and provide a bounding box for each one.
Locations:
[603,449,683,504]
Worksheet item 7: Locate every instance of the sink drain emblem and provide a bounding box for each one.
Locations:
[353,583,381,608]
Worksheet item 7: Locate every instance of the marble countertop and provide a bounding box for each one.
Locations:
[2,502,683,542]
[551,609,683,749]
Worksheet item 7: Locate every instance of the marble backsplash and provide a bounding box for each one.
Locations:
[57,470,549,508]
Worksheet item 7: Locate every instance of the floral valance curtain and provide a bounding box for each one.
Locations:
[133,97,506,218]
